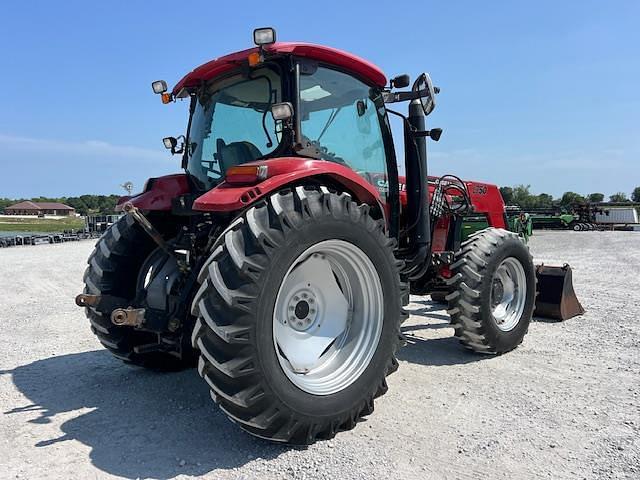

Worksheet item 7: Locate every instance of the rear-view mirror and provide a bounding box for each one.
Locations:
[413,73,436,116]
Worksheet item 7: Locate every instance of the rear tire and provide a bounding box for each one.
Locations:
[83,215,196,370]
[446,228,535,354]
[191,186,407,444]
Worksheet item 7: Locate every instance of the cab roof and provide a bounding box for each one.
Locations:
[172,42,387,94]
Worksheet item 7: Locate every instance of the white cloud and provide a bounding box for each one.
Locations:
[0,134,168,162]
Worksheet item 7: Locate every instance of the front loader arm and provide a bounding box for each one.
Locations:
[464,181,507,229]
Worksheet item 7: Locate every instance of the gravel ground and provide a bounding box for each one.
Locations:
[0,231,638,479]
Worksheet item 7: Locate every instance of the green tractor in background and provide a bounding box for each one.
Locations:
[462,212,533,243]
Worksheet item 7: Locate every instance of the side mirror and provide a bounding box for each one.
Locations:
[271,102,294,121]
[413,73,437,116]
[390,74,410,89]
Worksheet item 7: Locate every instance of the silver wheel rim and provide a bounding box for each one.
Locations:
[273,240,384,395]
[491,257,527,332]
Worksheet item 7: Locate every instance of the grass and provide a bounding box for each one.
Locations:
[0,216,85,232]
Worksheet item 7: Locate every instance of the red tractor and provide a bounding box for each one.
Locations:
[77,28,540,444]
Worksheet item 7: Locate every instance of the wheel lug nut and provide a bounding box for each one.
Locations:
[309,298,314,304]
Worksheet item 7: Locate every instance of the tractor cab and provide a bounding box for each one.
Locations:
[156,32,401,189]
[153,28,445,270]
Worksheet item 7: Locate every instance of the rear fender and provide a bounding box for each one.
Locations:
[193,157,384,214]
[116,174,190,212]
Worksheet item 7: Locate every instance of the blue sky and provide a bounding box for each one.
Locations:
[0,0,638,199]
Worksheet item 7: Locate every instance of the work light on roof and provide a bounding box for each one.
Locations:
[151,80,167,94]
[253,27,276,46]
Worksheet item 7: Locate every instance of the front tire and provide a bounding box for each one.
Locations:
[446,228,535,354]
[191,186,407,444]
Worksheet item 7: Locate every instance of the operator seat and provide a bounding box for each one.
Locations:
[217,140,263,169]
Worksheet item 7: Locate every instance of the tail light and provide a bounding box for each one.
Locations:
[225,165,269,185]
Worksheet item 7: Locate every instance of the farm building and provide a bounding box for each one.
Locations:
[4,201,76,216]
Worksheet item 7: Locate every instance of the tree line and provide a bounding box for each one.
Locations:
[499,185,640,210]
[0,195,121,216]
[2,186,639,215]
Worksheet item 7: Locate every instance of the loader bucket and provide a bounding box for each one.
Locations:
[534,264,585,321]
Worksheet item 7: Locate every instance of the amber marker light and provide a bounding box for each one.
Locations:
[225,165,269,185]
[248,51,262,67]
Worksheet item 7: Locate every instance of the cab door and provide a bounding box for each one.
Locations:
[297,65,400,236]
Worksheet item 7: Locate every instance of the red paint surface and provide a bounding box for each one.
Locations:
[193,158,382,213]
[431,217,451,252]
[173,42,387,94]
[465,181,506,228]
[116,174,190,212]
[439,265,453,279]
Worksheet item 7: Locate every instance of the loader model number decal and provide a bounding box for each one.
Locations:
[472,184,488,195]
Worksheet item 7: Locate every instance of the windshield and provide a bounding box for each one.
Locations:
[186,68,282,190]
